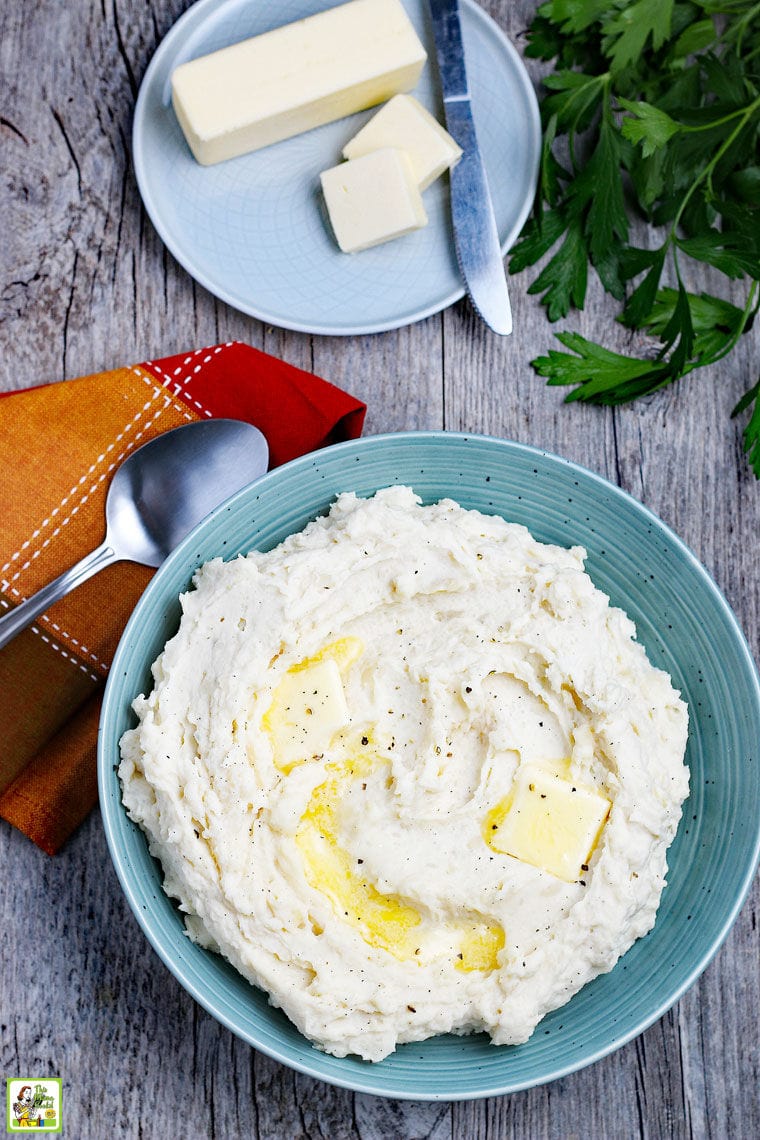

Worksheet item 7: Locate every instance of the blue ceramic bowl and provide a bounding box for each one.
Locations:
[98,433,760,1100]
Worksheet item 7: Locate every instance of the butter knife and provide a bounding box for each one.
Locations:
[429,0,512,335]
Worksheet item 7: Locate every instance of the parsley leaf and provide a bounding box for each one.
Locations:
[733,378,760,477]
[618,98,681,157]
[532,332,673,404]
[526,219,589,320]
[601,0,674,74]
[569,111,629,266]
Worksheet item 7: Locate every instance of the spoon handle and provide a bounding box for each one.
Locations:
[0,541,119,651]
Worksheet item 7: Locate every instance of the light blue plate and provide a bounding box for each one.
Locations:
[132,0,541,334]
[98,433,760,1099]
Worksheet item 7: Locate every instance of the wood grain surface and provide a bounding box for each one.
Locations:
[1,1,758,1137]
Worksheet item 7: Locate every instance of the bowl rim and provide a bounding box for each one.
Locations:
[98,429,760,1099]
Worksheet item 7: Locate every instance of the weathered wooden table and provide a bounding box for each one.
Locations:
[2,1,758,1136]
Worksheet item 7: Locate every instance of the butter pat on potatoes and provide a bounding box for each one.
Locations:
[487,766,611,883]
[343,94,462,189]
[320,148,427,252]
[264,657,351,771]
[171,0,427,165]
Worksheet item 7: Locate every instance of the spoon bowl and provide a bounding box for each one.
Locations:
[0,418,269,649]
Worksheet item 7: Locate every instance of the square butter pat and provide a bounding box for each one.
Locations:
[343,94,462,189]
[490,767,610,883]
[321,148,428,252]
[265,658,350,769]
[171,0,427,165]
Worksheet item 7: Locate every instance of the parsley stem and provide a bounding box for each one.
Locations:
[679,94,760,135]
[672,95,760,233]
[725,1,760,54]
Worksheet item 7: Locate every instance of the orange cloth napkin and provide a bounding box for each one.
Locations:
[0,342,366,854]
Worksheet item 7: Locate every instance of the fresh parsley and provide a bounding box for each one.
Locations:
[512,0,760,476]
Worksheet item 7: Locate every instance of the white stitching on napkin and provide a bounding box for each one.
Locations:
[146,356,215,418]
[35,630,102,683]
[0,598,103,682]
[45,619,108,672]
[2,588,107,681]
[2,372,192,582]
[0,365,201,676]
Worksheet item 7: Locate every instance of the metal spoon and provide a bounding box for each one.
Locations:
[0,418,269,650]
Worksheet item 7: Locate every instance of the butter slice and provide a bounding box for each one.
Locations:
[321,148,427,252]
[488,767,610,883]
[265,658,350,770]
[171,0,427,165]
[343,94,462,189]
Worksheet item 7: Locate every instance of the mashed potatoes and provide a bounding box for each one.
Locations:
[119,487,689,1061]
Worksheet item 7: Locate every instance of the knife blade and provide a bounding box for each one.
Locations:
[428,0,512,335]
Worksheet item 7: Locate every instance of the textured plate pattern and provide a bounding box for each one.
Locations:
[132,0,541,334]
[99,434,760,1100]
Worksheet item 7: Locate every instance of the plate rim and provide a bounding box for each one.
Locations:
[98,430,760,1100]
[131,0,542,335]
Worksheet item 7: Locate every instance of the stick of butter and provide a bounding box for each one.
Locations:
[320,148,428,252]
[171,0,428,166]
[342,94,462,189]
